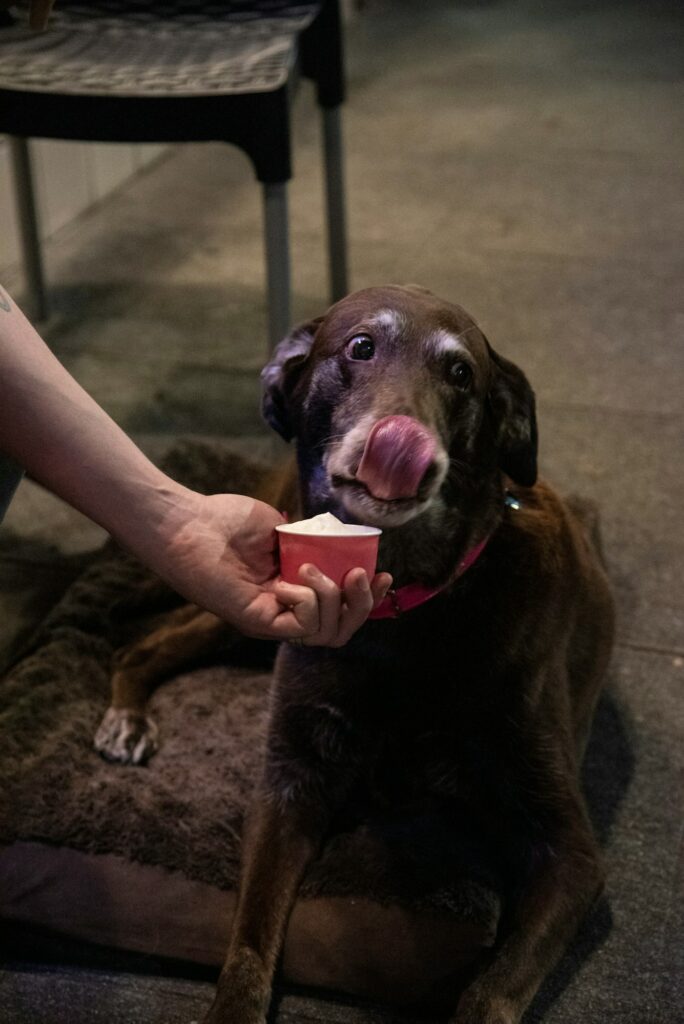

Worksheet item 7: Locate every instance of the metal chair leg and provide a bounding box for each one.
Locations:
[262,181,291,351]
[8,136,48,321]
[322,104,348,302]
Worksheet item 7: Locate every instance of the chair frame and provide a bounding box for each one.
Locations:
[0,0,348,348]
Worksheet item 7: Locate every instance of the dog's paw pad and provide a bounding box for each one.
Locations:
[94,707,159,765]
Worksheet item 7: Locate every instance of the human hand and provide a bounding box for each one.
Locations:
[149,489,392,645]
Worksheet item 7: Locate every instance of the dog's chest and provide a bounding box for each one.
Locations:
[360,721,474,810]
[338,666,481,814]
[340,599,506,810]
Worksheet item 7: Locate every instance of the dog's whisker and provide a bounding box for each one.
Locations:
[313,431,349,451]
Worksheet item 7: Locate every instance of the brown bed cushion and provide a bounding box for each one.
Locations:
[0,841,495,1007]
[0,441,502,1009]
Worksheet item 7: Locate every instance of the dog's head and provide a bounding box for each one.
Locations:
[262,285,536,529]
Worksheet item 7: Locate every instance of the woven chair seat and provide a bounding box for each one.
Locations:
[0,1,320,96]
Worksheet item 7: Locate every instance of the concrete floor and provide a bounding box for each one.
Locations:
[1,0,683,1022]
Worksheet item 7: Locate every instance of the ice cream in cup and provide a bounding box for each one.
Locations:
[276,513,381,588]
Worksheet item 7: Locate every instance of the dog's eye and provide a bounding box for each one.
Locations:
[450,361,473,390]
[347,334,375,361]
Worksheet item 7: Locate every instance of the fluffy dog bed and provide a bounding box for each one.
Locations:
[0,441,502,1011]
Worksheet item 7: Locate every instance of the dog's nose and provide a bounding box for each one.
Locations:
[356,415,437,500]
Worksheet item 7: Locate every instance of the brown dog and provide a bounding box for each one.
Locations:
[96,285,614,1024]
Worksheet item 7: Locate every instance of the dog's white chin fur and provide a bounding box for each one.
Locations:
[325,417,450,528]
[333,481,434,528]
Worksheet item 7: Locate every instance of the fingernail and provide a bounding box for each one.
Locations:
[303,564,322,580]
[356,573,370,592]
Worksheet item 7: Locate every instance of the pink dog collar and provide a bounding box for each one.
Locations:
[368,534,490,620]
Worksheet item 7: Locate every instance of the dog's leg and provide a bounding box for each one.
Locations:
[451,763,603,1024]
[94,605,230,764]
[203,796,323,1024]
[203,648,362,1024]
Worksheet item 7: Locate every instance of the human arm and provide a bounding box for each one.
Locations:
[0,286,391,643]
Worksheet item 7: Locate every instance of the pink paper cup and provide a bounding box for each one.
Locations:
[276,524,381,589]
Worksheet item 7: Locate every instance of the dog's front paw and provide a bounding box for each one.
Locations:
[202,947,270,1024]
[94,706,159,765]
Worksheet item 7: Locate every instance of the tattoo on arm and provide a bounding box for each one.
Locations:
[0,287,11,313]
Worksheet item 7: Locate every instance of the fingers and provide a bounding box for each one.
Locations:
[273,566,344,647]
[327,570,393,647]
[370,572,393,608]
[270,578,320,636]
[327,568,374,648]
[270,565,393,648]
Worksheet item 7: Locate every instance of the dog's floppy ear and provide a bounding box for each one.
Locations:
[261,318,322,441]
[486,341,538,487]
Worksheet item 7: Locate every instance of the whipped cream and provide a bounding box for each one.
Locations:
[276,512,381,536]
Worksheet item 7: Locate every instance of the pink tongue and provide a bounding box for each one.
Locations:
[356,416,436,500]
